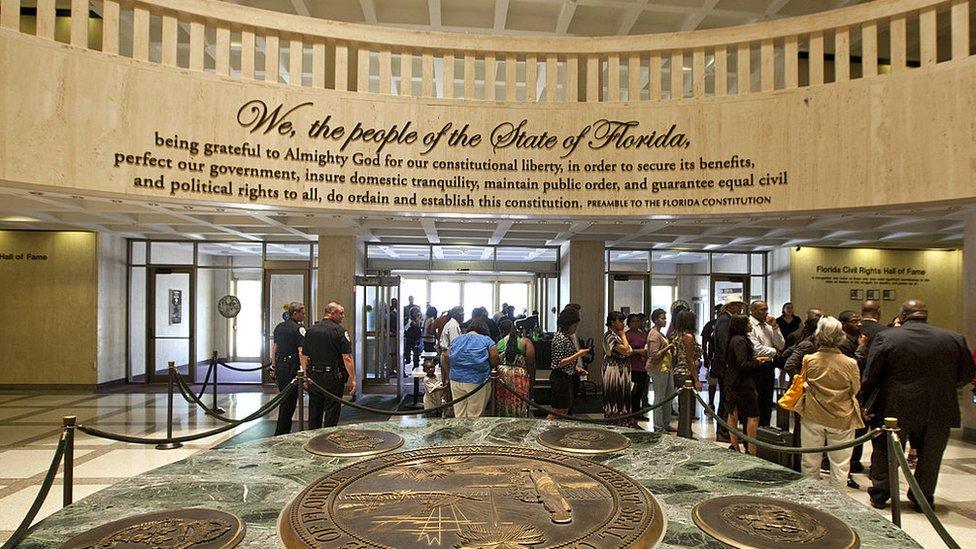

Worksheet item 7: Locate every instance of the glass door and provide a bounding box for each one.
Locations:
[608,274,648,315]
[359,274,401,396]
[148,267,194,383]
[263,268,310,384]
[712,275,750,311]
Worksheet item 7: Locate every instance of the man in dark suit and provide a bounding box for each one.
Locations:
[859,300,887,343]
[848,300,887,474]
[860,299,975,511]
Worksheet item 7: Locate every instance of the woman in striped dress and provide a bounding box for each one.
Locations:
[603,311,636,427]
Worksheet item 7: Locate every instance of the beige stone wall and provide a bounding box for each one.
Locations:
[97,232,127,384]
[1,30,975,219]
[963,214,976,439]
[789,247,962,332]
[0,230,97,385]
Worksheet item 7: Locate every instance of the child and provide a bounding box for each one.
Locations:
[422,353,445,418]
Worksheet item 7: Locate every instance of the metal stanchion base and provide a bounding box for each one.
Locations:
[155,442,184,450]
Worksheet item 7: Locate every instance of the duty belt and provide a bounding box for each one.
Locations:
[309,363,339,373]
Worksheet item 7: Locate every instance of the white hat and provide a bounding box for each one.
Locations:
[722,294,744,306]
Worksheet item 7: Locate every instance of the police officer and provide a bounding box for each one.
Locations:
[271,301,306,435]
[303,301,356,429]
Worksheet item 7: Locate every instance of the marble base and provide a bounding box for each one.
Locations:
[20,418,919,548]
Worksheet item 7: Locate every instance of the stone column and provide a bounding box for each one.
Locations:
[317,234,363,380]
[962,213,976,442]
[559,240,606,386]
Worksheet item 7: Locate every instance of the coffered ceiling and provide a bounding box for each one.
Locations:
[226,0,870,36]
[0,187,969,255]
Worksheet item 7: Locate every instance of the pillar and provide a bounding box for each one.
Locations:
[962,213,976,442]
[317,234,363,379]
[559,239,606,385]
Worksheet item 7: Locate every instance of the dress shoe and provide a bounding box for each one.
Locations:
[869,497,888,509]
[846,475,860,489]
[664,426,678,433]
[850,462,865,474]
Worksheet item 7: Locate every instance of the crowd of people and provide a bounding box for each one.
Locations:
[274,292,975,511]
[600,294,974,512]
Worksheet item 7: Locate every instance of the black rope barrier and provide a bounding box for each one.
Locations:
[305,375,492,416]
[693,392,882,453]
[889,429,961,549]
[171,369,244,424]
[76,381,298,445]
[217,359,271,372]
[494,377,683,424]
[195,359,215,401]
[0,430,67,549]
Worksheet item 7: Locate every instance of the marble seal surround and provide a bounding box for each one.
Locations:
[20,418,920,548]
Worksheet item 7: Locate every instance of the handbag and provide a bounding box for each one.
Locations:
[777,359,807,411]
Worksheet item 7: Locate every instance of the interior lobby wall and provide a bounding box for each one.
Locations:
[963,214,976,441]
[97,233,127,384]
[0,230,97,386]
[790,247,962,332]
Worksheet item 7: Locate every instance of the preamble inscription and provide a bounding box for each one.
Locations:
[278,445,665,548]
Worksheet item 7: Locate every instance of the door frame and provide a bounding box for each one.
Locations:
[358,274,401,396]
[710,274,750,309]
[607,272,650,315]
[146,266,196,384]
[262,265,312,384]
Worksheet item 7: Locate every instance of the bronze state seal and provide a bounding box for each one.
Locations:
[692,495,860,549]
[278,445,665,548]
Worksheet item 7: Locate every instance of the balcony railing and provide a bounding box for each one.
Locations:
[0,0,972,102]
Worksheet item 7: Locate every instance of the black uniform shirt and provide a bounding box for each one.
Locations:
[272,319,304,357]
[304,318,352,366]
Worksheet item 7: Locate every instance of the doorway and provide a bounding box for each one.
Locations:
[359,274,401,396]
[609,273,649,315]
[712,275,750,310]
[263,266,310,384]
[147,267,195,383]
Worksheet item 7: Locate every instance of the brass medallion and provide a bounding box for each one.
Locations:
[279,445,665,548]
[537,426,632,455]
[692,495,860,549]
[304,428,404,458]
[61,508,244,549]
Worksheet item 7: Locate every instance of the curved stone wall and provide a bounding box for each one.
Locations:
[0,0,974,218]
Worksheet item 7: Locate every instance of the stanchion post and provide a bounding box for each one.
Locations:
[678,380,693,439]
[884,417,901,527]
[156,362,184,450]
[296,370,306,432]
[211,351,225,414]
[62,416,75,507]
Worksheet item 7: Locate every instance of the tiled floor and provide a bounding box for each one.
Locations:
[0,388,973,546]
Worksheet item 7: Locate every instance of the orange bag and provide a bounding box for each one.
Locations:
[777,359,807,411]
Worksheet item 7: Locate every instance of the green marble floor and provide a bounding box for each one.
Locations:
[19,417,920,548]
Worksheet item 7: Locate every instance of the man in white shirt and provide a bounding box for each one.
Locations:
[438,306,464,353]
[748,300,785,427]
